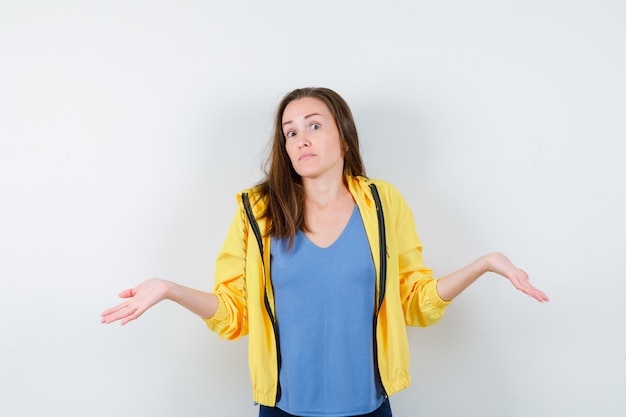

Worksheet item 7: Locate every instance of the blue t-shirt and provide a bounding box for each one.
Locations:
[270,205,385,416]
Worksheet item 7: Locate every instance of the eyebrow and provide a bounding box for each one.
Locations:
[282,113,324,128]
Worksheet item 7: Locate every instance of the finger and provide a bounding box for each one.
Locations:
[101,304,137,324]
[533,289,550,302]
[515,269,549,302]
[509,273,549,302]
[522,280,549,302]
[104,308,137,324]
[120,306,145,325]
[101,302,127,317]
[518,283,550,302]
[118,288,135,298]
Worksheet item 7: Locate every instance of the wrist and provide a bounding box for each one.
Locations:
[160,279,177,301]
[477,254,491,274]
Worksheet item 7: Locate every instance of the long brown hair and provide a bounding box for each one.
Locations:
[256,87,366,245]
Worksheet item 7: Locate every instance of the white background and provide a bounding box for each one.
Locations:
[1,1,624,416]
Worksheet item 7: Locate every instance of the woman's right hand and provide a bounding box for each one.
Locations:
[101,278,171,325]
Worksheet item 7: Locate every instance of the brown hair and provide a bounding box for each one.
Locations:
[256,87,366,245]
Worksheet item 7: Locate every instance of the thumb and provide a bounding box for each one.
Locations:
[118,288,136,299]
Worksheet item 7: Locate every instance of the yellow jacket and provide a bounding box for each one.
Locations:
[204,176,451,406]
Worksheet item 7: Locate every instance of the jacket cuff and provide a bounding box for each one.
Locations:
[202,293,227,328]
[430,278,453,308]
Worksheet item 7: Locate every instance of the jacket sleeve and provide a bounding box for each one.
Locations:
[203,202,249,340]
[390,186,452,327]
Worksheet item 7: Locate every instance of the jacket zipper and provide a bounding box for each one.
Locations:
[369,183,387,313]
[369,183,388,397]
[241,193,282,403]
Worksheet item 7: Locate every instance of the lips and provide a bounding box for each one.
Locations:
[299,153,315,161]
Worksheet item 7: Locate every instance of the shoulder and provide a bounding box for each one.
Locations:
[348,175,406,203]
[236,184,267,216]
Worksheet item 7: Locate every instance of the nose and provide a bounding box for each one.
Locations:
[297,134,310,148]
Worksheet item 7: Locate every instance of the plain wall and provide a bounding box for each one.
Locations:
[1,1,624,416]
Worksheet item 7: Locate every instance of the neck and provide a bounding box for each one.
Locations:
[302,175,349,209]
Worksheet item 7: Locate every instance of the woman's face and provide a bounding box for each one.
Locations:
[281,97,344,181]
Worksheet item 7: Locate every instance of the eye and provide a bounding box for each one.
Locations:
[285,130,296,138]
[310,122,321,130]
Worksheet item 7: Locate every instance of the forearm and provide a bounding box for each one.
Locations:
[166,281,219,319]
[435,256,489,302]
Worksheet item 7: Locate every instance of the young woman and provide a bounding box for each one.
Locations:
[101,87,549,417]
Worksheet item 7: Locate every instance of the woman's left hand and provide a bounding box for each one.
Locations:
[485,252,550,302]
